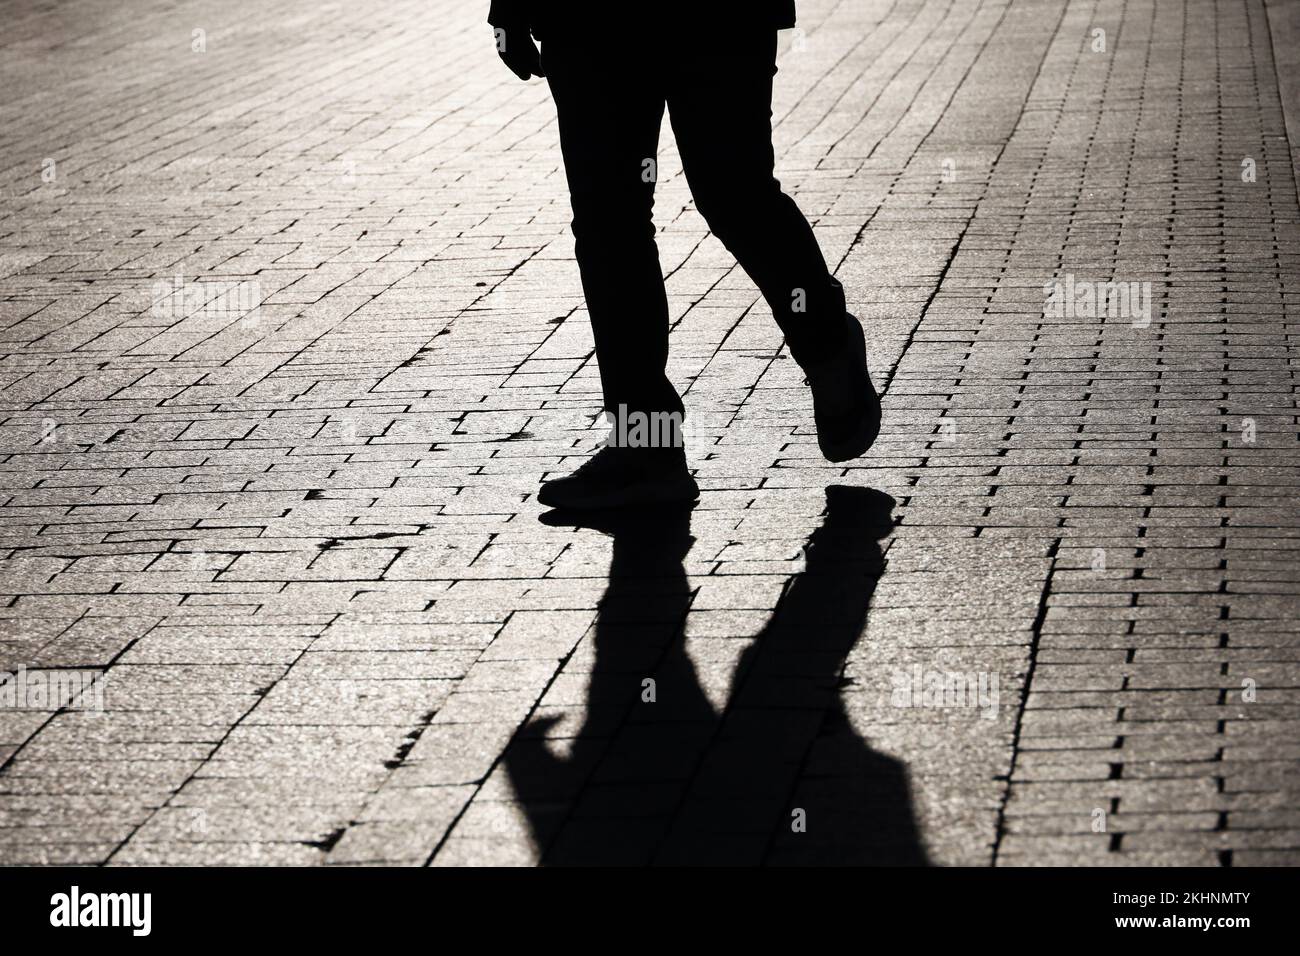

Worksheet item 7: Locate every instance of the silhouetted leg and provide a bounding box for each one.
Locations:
[543,41,684,419]
[666,29,847,368]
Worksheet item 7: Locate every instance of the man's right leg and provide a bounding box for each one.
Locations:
[665,29,881,462]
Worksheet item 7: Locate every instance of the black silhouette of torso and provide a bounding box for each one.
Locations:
[489,0,797,38]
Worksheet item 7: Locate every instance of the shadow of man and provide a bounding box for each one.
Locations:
[506,485,927,865]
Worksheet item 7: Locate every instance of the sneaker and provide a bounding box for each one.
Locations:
[537,446,699,511]
[804,313,882,462]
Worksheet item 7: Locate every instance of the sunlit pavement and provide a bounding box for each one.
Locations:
[1,0,1297,865]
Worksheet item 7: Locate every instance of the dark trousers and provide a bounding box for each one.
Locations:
[543,28,847,420]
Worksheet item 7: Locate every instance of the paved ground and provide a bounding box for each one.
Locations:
[0,0,1297,866]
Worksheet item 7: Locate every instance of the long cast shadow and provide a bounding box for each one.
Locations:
[506,485,927,865]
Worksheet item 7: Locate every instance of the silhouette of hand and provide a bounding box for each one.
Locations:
[492,23,544,81]
[505,715,584,803]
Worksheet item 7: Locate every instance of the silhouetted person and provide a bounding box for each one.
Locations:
[507,487,928,864]
[489,1,882,510]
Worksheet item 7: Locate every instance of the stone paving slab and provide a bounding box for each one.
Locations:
[0,0,1297,866]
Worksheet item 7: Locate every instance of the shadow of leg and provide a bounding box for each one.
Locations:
[658,485,929,865]
[507,489,927,865]
[506,505,708,864]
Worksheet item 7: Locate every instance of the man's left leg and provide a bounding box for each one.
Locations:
[536,35,699,510]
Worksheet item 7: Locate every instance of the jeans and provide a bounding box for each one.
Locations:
[543,28,848,420]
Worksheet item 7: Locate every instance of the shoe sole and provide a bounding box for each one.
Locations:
[537,471,700,511]
[818,316,882,463]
